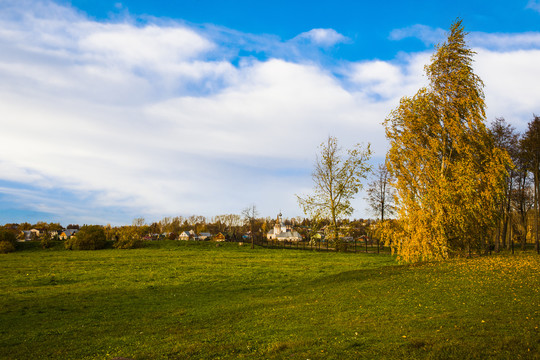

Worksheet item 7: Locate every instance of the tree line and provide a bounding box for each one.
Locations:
[0,215,374,253]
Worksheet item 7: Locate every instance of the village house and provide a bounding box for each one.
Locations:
[59,229,78,240]
[19,229,41,241]
[179,230,196,240]
[198,232,212,241]
[213,233,226,242]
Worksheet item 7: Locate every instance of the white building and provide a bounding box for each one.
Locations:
[267,213,303,241]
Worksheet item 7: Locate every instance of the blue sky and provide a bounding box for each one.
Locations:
[61,0,540,58]
[1,0,540,225]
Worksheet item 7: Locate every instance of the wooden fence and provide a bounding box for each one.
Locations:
[252,237,391,254]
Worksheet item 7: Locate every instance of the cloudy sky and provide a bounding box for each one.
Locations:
[1,0,539,225]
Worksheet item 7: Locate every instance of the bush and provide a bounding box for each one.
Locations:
[40,234,53,249]
[65,225,106,250]
[0,230,17,253]
[0,230,17,244]
[113,227,143,249]
[0,241,15,253]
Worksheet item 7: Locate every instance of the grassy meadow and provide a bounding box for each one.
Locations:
[1,241,539,359]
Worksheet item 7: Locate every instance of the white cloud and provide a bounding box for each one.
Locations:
[294,28,349,47]
[469,32,540,51]
[0,3,539,223]
[475,48,540,128]
[390,24,540,52]
[389,24,446,46]
[80,24,214,67]
[347,53,430,100]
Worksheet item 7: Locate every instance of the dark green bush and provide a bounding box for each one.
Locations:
[40,234,53,249]
[0,230,17,253]
[0,240,15,253]
[65,225,106,250]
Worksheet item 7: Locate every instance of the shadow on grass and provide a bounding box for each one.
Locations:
[309,264,406,286]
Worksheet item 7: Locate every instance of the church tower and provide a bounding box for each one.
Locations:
[274,212,283,236]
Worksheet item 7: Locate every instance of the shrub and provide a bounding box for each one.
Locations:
[0,230,17,253]
[0,240,15,253]
[113,227,143,249]
[40,234,53,249]
[65,225,106,250]
[0,230,17,243]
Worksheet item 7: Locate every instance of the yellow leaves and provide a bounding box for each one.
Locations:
[384,20,510,263]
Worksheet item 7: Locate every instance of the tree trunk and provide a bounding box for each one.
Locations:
[495,216,501,252]
[332,208,339,251]
[534,171,540,254]
[502,174,513,250]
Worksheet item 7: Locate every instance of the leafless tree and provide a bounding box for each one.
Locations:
[365,163,395,222]
[242,204,259,249]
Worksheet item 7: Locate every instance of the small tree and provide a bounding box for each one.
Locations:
[512,143,534,249]
[40,231,53,249]
[521,115,540,252]
[132,217,146,227]
[242,204,259,249]
[297,136,371,249]
[365,163,395,248]
[490,117,519,250]
[365,163,395,222]
[65,225,106,250]
[114,226,144,249]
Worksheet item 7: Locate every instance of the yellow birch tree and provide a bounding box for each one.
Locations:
[384,20,511,262]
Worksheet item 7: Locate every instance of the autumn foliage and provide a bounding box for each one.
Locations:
[384,20,511,262]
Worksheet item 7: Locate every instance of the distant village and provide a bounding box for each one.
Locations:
[2,212,374,244]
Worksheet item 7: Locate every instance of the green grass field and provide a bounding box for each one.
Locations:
[1,241,539,359]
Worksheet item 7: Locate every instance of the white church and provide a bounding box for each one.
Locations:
[266,213,303,241]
